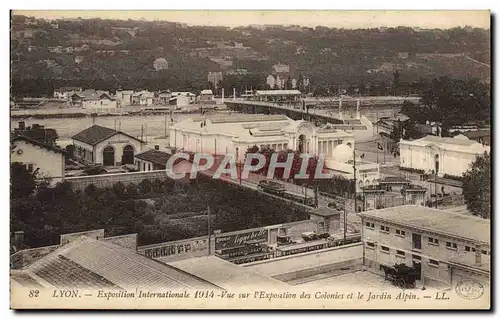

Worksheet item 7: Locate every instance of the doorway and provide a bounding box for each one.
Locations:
[434,154,440,175]
[122,145,135,165]
[298,134,306,153]
[103,146,115,166]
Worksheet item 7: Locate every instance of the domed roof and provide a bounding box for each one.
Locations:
[332,144,353,163]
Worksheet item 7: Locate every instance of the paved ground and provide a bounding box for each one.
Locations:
[295,270,447,294]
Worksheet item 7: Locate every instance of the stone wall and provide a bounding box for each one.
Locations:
[242,242,363,278]
[66,170,169,191]
[137,235,214,263]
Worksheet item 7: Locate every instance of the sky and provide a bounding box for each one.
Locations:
[13,10,490,29]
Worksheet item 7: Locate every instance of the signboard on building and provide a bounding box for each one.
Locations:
[139,238,209,259]
[215,228,269,250]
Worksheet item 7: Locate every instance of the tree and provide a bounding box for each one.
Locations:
[462,152,490,218]
[402,77,490,127]
[11,162,39,198]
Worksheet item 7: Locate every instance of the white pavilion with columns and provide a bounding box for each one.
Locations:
[169,113,379,189]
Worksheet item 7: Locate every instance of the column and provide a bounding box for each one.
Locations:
[356,99,361,119]
[328,141,333,157]
[233,88,236,100]
[338,97,343,119]
[221,88,225,103]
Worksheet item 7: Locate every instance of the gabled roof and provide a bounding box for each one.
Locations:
[135,149,172,166]
[11,134,66,155]
[72,125,144,146]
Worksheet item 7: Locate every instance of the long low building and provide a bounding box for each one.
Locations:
[360,205,490,290]
[11,236,220,291]
[399,135,490,177]
[169,114,355,164]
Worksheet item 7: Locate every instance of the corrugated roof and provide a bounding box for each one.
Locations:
[360,205,490,244]
[17,237,219,290]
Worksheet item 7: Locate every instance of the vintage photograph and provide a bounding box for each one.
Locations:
[9,10,491,310]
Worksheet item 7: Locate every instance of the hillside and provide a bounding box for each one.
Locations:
[10,15,490,97]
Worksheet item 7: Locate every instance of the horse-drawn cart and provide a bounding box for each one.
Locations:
[382,263,419,289]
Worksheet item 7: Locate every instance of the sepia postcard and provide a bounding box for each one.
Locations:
[9,10,491,310]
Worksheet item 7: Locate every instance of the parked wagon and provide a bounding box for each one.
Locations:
[381,263,418,289]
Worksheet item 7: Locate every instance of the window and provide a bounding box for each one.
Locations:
[381,246,390,253]
[396,250,405,257]
[472,247,476,252]
[428,237,439,245]
[412,233,422,250]
[396,229,406,236]
[412,254,421,260]
[366,242,375,248]
[365,222,374,228]
[446,242,457,249]
[27,164,33,173]
[482,250,488,255]
[429,259,439,267]
[465,246,471,252]
[380,225,390,232]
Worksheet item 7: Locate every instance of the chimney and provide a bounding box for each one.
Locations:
[475,247,482,265]
[18,121,25,130]
[154,145,160,150]
[14,231,24,250]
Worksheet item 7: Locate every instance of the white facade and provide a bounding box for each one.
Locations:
[169,114,355,164]
[361,206,490,287]
[11,138,65,183]
[399,135,490,177]
[82,98,118,110]
[272,63,290,73]
[73,133,143,166]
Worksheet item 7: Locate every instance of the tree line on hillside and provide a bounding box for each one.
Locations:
[11,14,490,97]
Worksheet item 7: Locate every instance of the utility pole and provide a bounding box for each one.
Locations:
[207,204,211,255]
[353,149,357,214]
[434,172,438,209]
[343,199,347,242]
[164,114,167,137]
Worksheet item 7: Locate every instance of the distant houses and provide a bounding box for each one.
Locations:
[50,87,205,110]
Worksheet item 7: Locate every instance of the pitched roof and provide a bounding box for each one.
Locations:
[360,205,490,244]
[135,149,172,166]
[11,134,66,155]
[200,89,214,95]
[13,236,220,290]
[72,125,143,146]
